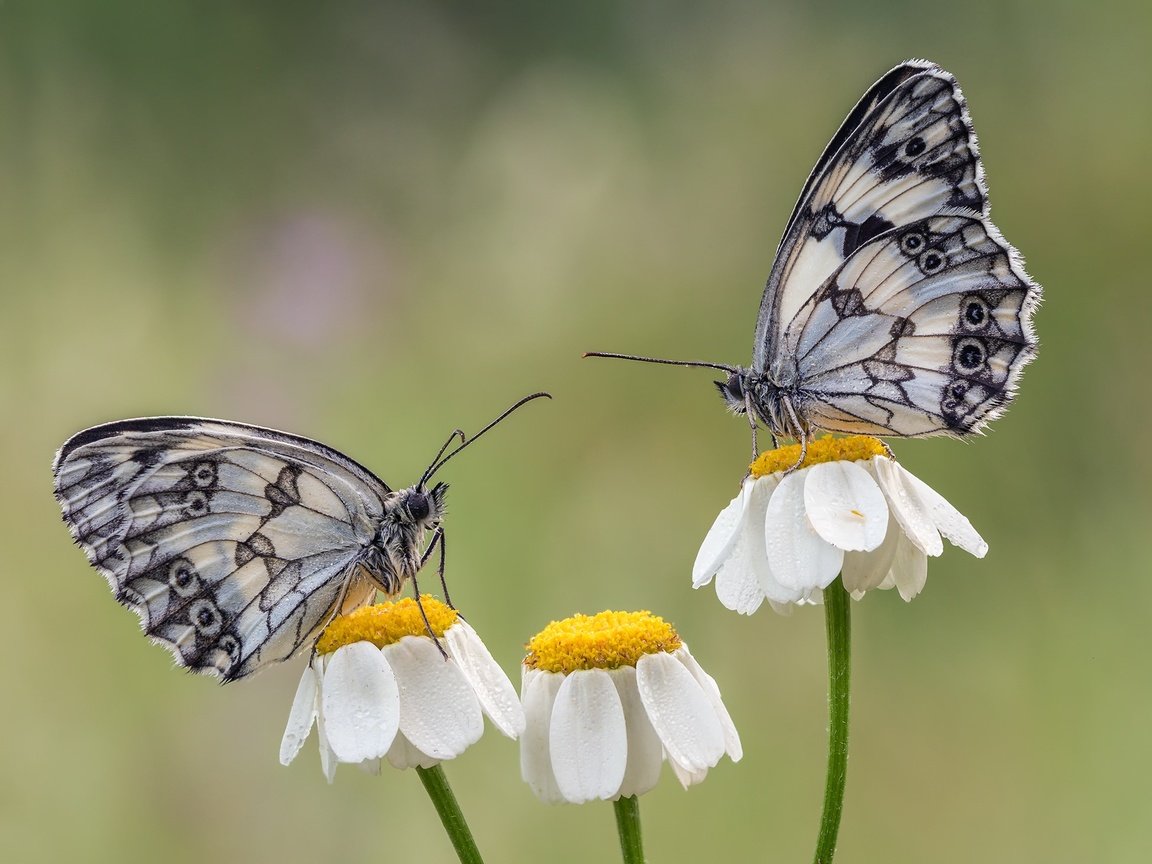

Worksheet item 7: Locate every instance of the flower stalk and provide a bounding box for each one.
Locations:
[417,764,485,864]
[613,795,646,864]
[813,577,852,864]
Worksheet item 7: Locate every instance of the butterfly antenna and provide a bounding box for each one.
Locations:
[583,351,736,373]
[421,392,552,484]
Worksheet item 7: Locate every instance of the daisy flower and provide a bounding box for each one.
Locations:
[693,436,988,612]
[279,596,524,782]
[520,610,741,804]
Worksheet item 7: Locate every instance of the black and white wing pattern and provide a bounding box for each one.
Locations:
[753,59,1038,437]
[53,418,391,681]
[790,215,1035,435]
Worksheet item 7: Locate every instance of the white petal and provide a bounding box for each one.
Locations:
[764,471,844,593]
[607,667,664,799]
[314,664,338,783]
[668,758,709,789]
[549,669,628,804]
[636,652,724,774]
[891,533,929,601]
[804,461,888,551]
[842,508,901,594]
[385,730,441,770]
[871,457,942,556]
[520,669,566,804]
[692,481,750,587]
[384,636,483,761]
[673,644,741,761]
[321,643,400,764]
[709,476,783,612]
[445,620,524,738]
[357,758,382,775]
[713,476,789,609]
[279,664,318,766]
[901,467,989,557]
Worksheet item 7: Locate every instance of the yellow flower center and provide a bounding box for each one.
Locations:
[524,610,682,673]
[316,596,458,655]
[750,435,887,477]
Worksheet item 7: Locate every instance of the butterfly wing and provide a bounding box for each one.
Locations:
[787,215,1038,436]
[754,60,987,374]
[53,418,392,681]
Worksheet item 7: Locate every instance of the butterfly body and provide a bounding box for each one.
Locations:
[365,484,448,595]
[589,60,1040,449]
[54,417,459,682]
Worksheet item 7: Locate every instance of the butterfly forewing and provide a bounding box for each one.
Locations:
[53,419,393,680]
[754,60,988,373]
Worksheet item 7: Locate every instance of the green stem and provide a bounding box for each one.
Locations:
[813,577,852,864]
[613,795,646,864]
[416,764,485,864]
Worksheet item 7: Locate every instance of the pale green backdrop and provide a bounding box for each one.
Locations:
[2,2,1149,862]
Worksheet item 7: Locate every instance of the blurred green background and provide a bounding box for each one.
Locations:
[3,1,1149,862]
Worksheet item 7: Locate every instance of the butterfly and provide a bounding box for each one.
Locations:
[52,393,549,682]
[588,60,1040,462]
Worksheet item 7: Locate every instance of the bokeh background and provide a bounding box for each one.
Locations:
[3,2,1149,862]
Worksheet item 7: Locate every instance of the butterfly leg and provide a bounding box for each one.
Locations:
[428,527,455,610]
[781,396,808,473]
[744,392,760,460]
[409,564,450,660]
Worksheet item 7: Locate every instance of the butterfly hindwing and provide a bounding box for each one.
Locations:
[53,418,392,680]
[755,60,987,372]
[788,215,1036,436]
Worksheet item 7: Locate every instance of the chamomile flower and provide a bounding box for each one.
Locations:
[520,610,741,804]
[279,596,524,782]
[693,436,987,612]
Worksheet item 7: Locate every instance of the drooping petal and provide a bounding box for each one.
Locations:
[549,669,628,804]
[314,661,338,783]
[804,461,888,552]
[871,457,943,556]
[693,482,750,587]
[764,471,844,593]
[357,758,382,775]
[607,667,664,799]
[700,475,799,608]
[901,467,988,557]
[890,533,929,601]
[279,664,319,766]
[384,636,483,761]
[445,620,524,738]
[636,652,724,774]
[668,758,709,789]
[714,476,789,609]
[673,644,742,761]
[520,669,565,804]
[321,642,400,764]
[842,508,901,594]
[385,730,440,771]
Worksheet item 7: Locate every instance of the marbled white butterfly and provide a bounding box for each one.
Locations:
[53,393,549,681]
[588,60,1040,462]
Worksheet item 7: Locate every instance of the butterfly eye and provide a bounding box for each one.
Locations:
[904,136,926,157]
[899,232,926,255]
[407,493,431,522]
[918,249,947,274]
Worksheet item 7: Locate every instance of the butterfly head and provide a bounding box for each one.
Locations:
[715,369,749,415]
[398,482,448,528]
